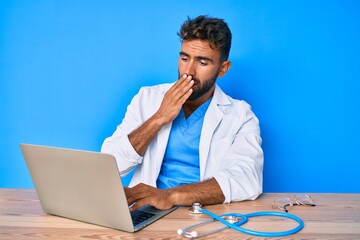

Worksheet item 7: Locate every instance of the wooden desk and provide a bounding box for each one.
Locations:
[1,189,359,239]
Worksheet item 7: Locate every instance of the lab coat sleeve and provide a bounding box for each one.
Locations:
[213,103,264,203]
[101,88,147,176]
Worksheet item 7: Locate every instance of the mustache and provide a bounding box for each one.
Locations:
[192,77,200,85]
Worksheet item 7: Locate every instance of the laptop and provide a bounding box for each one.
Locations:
[20,143,177,232]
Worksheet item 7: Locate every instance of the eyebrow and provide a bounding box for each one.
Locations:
[179,51,214,64]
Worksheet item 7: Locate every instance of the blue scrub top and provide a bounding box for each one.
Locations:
[156,97,212,189]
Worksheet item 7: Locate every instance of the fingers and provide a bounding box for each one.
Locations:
[125,183,173,211]
[126,184,153,211]
[129,198,150,212]
[155,74,194,124]
[179,83,193,103]
[125,185,140,204]
[173,74,191,89]
[170,74,194,103]
[124,187,130,203]
[125,183,153,206]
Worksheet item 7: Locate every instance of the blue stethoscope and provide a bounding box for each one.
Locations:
[177,203,304,238]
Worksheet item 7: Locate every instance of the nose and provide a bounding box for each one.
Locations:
[184,60,196,77]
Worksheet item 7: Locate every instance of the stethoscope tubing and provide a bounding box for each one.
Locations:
[201,208,304,237]
[179,210,248,238]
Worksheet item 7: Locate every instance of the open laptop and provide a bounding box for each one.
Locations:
[20,143,177,232]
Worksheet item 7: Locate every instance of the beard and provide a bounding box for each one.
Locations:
[178,68,220,101]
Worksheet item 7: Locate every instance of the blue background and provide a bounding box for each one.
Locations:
[1,1,359,192]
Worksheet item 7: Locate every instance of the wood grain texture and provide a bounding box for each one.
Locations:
[1,189,360,239]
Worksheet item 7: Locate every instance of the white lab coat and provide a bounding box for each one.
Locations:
[101,83,263,203]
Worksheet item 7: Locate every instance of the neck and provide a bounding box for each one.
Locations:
[183,87,214,118]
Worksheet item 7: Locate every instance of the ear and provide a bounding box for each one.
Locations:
[217,60,231,78]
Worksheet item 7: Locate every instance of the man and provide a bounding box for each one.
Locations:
[101,15,263,211]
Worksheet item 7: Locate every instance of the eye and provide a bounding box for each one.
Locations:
[199,60,208,66]
[180,56,189,62]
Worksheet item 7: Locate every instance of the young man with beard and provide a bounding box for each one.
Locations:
[101,15,263,211]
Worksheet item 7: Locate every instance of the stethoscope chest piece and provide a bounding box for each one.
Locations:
[222,215,242,224]
[188,202,202,215]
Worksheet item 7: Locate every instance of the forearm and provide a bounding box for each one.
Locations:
[168,178,225,206]
[125,178,225,211]
[129,75,194,156]
[128,114,165,156]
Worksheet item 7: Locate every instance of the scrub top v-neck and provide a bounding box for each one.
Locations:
[156,97,212,189]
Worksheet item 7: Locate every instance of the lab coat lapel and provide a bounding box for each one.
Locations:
[148,84,173,185]
[199,85,230,180]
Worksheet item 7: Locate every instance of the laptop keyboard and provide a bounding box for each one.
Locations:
[131,210,156,226]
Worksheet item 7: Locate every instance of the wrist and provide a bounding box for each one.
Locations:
[167,188,181,206]
[151,112,169,126]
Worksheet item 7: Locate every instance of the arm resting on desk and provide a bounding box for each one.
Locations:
[125,178,224,211]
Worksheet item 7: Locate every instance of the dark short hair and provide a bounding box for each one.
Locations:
[178,15,232,61]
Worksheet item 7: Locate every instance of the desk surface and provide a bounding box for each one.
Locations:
[0,189,359,239]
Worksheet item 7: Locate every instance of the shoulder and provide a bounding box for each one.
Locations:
[229,98,253,115]
[127,83,174,117]
[213,85,254,116]
[137,83,173,97]
[131,83,173,104]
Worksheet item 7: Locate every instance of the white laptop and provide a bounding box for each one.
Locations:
[20,143,177,232]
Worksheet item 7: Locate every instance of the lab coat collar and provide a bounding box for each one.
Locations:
[212,84,231,106]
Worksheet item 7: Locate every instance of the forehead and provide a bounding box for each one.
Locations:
[180,40,221,61]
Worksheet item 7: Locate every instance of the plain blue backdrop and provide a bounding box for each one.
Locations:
[1,1,359,192]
